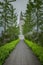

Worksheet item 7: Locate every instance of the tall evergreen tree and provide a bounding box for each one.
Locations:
[0,0,19,43]
[23,0,43,45]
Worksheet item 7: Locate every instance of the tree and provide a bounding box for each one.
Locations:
[0,0,19,44]
[0,2,4,27]
[23,0,43,45]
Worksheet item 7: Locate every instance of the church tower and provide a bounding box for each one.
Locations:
[19,11,24,40]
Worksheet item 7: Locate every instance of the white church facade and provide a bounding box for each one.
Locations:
[19,12,24,40]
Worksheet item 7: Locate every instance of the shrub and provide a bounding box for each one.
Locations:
[25,39,43,65]
[0,39,19,65]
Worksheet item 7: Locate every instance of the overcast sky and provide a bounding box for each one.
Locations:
[0,0,28,24]
[11,0,28,24]
[0,0,28,32]
[12,0,28,13]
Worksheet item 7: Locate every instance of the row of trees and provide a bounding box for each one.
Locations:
[0,0,19,45]
[23,0,43,45]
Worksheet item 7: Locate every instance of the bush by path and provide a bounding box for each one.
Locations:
[0,39,19,65]
[25,39,43,65]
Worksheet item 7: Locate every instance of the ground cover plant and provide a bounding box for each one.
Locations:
[25,39,43,65]
[0,39,19,65]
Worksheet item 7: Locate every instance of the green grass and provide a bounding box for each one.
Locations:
[25,39,43,65]
[0,39,19,65]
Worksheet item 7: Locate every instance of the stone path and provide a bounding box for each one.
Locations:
[3,40,41,65]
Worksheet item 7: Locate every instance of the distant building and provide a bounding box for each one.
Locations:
[19,12,24,40]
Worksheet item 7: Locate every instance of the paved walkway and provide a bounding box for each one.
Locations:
[3,40,41,65]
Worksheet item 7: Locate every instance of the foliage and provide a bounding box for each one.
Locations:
[23,0,43,45]
[0,0,19,44]
[25,39,43,65]
[0,39,19,65]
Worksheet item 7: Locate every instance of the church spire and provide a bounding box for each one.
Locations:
[20,11,23,20]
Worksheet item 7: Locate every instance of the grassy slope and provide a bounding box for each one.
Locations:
[25,39,43,65]
[0,39,19,65]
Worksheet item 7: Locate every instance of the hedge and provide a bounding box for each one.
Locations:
[25,39,43,65]
[0,39,19,65]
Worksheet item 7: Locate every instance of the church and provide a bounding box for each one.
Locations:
[19,12,24,40]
